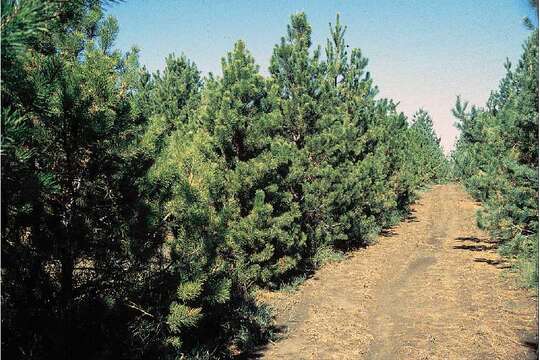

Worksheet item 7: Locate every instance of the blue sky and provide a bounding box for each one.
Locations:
[106,0,537,153]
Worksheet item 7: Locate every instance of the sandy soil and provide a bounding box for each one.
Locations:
[254,184,538,359]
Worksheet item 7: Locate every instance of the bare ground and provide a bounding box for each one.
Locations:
[255,184,538,359]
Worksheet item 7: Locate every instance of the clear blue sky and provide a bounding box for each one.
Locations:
[106,0,537,153]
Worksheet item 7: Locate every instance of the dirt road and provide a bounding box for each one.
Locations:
[256,184,537,359]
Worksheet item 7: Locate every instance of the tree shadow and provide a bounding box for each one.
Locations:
[238,324,288,359]
[405,208,419,223]
[473,257,511,269]
[381,229,398,237]
[453,244,498,251]
[405,214,419,223]
[520,332,539,360]
[452,236,513,269]
[455,236,498,244]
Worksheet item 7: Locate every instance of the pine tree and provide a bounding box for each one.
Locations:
[2,2,161,358]
[452,29,538,287]
[406,109,449,184]
[199,40,303,287]
[2,6,453,358]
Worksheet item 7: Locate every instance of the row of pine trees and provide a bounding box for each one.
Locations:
[2,1,448,359]
[451,28,539,288]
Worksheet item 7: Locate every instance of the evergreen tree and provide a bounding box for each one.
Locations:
[2,2,160,358]
[141,44,275,356]
[452,29,538,287]
[201,40,303,287]
[2,5,452,358]
[406,109,449,184]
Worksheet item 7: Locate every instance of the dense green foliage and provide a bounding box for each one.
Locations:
[2,2,447,358]
[452,29,538,287]
[2,1,162,357]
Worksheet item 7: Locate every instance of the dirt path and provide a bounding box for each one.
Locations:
[256,184,537,359]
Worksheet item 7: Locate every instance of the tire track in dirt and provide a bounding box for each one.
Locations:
[366,186,449,359]
[256,184,537,359]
